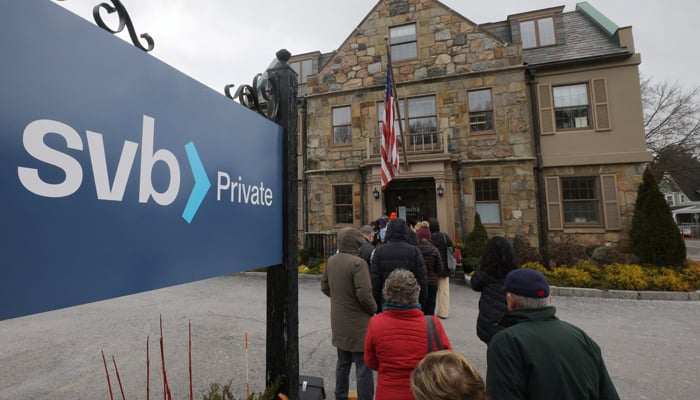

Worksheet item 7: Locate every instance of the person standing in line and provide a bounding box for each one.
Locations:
[428,218,453,319]
[370,218,428,311]
[470,236,517,344]
[415,223,442,315]
[359,224,376,266]
[364,269,452,400]
[321,227,378,400]
[486,268,620,400]
[410,350,486,400]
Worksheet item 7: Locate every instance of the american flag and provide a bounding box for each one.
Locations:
[381,59,399,190]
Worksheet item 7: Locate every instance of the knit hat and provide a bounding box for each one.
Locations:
[389,212,398,219]
[416,226,432,241]
[503,268,550,298]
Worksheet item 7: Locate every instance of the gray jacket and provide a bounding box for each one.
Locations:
[321,227,378,352]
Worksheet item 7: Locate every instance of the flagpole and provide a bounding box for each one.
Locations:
[385,37,409,169]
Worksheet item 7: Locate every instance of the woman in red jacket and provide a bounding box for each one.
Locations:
[364,268,452,400]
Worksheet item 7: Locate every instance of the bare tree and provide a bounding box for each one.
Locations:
[641,76,700,159]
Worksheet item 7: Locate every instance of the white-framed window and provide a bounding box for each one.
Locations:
[520,17,555,49]
[334,185,353,225]
[475,179,501,224]
[665,194,675,206]
[537,79,610,134]
[332,106,351,145]
[561,177,600,225]
[553,83,590,130]
[468,88,494,133]
[390,23,417,61]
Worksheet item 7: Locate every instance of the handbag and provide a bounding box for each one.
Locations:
[425,315,443,352]
[443,233,457,274]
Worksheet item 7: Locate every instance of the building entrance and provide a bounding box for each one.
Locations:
[384,179,437,226]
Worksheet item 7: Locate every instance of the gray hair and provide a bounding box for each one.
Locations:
[360,224,374,236]
[510,294,550,310]
[382,268,420,306]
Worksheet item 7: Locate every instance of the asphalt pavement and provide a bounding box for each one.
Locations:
[1,273,699,400]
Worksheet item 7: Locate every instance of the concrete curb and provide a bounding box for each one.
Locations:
[462,274,699,301]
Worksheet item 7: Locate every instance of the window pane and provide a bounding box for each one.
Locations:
[391,42,417,60]
[334,185,353,224]
[520,20,536,49]
[475,179,499,201]
[390,24,416,43]
[476,203,501,224]
[333,106,350,124]
[538,17,555,46]
[475,179,500,224]
[561,177,599,223]
[469,89,494,132]
[408,97,435,117]
[334,126,352,144]
[468,89,492,111]
[301,59,312,83]
[553,84,589,129]
[333,106,351,144]
[553,84,588,107]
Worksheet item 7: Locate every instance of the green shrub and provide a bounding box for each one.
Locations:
[464,213,488,268]
[602,264,648,291]
[629,167,686,268]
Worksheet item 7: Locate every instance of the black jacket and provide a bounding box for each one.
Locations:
[370,218,428,310]
[429,218,452,277]
[470,268,508,344]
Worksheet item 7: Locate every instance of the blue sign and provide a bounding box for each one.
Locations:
[1,1,284,319]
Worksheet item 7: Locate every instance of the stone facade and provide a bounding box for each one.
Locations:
[295,0,651,257]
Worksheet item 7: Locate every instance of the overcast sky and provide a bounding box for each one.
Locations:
[56,0,699,94]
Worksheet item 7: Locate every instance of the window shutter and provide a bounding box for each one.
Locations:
[537,84,555,134]
[592,79,611,131]
[601,174,621,230]
[545,176,563,230]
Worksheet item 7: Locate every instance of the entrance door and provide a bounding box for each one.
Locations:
[384,179,437,226]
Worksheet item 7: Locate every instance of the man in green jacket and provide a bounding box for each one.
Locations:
[486,268,619,400]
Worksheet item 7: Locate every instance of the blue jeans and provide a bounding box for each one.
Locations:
[335,348,374,400]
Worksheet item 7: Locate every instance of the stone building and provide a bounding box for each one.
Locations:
[290,0,651,257]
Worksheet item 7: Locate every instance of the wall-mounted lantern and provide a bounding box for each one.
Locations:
[437,184,444,197]
[373,187,380,200]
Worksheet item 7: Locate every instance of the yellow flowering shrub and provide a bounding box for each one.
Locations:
[602,264,648,291]
[649,268,693,292]
[549,267,594,288]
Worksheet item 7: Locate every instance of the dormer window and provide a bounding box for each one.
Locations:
[520,17,555,49]
[289,59,313,84]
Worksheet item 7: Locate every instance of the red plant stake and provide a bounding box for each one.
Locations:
[112,355,127,400]
[102,350,114,400]
[147,335,150,400]
[188,320,193,400]
[159,316,172,400]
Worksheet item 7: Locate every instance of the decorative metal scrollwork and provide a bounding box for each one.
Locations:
[92,0,154,52]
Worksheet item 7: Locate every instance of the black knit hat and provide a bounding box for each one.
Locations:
[503,268,550,298]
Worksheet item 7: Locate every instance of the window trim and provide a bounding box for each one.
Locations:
[333,184,354,226]
[560,176,601,227]
[332,105,352,147]
[519,16,556,49]
[289,58,313,84]
[474,178,502,225]
[552,83,592,132]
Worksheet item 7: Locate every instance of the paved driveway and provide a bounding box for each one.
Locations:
[1,273,699,399]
